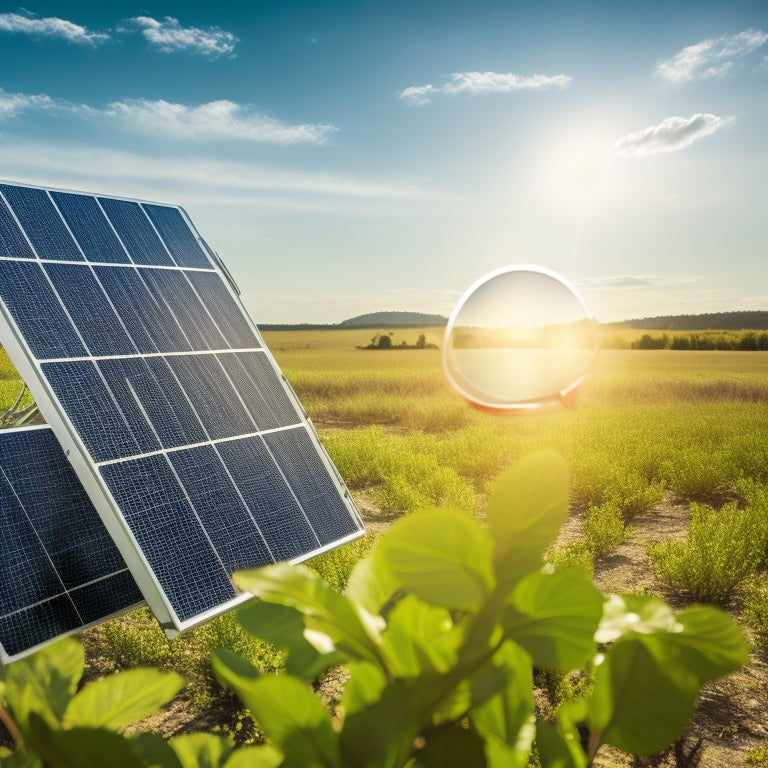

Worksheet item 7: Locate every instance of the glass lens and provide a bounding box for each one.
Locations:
[443,266,598,410]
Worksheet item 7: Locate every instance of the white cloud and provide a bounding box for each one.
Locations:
[0,11,110,45]
[0,89,57,119]
[102,98,336,144]
[0,87,336,144]
[130,16,238,58]
[610,114,733,158]
[400,71,571,105]
[0,142,439,206]
[656,28,768,83]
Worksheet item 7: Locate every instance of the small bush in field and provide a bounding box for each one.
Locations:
[742,574,768,649]
[546,540,595,579]
[583,501,633,557]
[648,500,768,602]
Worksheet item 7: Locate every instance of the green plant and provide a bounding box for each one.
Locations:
[742,573,768,649]
[212,451,746,767]
[582,502,633,557]
[0,452,748,767]
[648,498,768,602]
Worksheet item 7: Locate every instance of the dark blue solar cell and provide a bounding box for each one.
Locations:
[95,358,165,455]
[0,196,35,258]
[168,445,274,572]
[263,427,360,546]
[97,356,206,451]
[143,357,208,447]
[217,351,299,431]
[95,266,191,353]
[0,426,142,661]
[98,198,173,266]
[51,192,130,264]
[166,354,255,440]
[42,360,147,462]
[0,479,66,613]
[70,570,142,625]
[3,427,132,589]
[218,435,319,561]
[0,260,87,360]
[99,454,236,622]
[43,263,137,357]
[140,268,227,351]
[0,595,83,659]
[186,271,260,349]
[143,204,210,269]
[0,184,83,261]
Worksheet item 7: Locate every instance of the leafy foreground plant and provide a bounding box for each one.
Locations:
[0,451,748,767]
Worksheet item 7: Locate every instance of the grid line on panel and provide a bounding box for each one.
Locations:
[0,181,364,633]
[0,427,143,660]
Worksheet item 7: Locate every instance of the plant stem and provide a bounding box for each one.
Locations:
[0,703,25,753]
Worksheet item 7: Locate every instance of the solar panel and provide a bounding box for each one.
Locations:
[0,181,364,635]
[0,425,144,662]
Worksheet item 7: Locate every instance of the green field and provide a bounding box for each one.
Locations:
[3,329,768,760]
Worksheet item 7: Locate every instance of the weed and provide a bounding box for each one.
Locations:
[583,501,633,557]
[648,499,768,602]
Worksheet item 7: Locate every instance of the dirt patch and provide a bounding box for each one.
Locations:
[581,498,768,767]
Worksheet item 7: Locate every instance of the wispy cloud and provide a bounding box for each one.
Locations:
[102,98,335,143]
[610,114,733,158]
[656,28,768,83]
[0,11,110,45]
[129,16,238,58]
[0,88,336,144]
[400,71,571,105]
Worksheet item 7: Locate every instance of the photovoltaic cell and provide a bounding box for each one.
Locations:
[0,180,363,635]
[0,426,143,662]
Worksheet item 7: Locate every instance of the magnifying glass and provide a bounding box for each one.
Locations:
[443,265,599,413]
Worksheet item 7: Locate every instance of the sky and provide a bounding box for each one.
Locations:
[0,1,766,324]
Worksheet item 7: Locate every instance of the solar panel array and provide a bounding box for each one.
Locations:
[0,426,143,662]
[0,181,363,639]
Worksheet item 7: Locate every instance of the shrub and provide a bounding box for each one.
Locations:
[583,501,633,557]
[648,500,768,602]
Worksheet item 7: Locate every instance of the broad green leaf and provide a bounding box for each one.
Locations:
[129,732,183,768]
[212,649,341,768]
[236,600,342,680]
[416,726,488,767]
[64,667,184,731]
[382,595,457,676]
[486,450,569,586]
[588,638,698,756]
[340,676,435,768]
[503,571,603,670]
[234,563,384,666]
[223,745,283,768]
[345,548,400,616]
[595,594,680,644]
[341,661,387,716]
[0,746,43,768]
[668,605,748,680]
[433,661,510,724]
[535,721,587,768]
[27,713,145,768]
[375,508,495,612]
[472,642,535,767]
[169,733,234,768]
[4,638,84,736]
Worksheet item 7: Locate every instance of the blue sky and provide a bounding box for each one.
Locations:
[0,1,766,324]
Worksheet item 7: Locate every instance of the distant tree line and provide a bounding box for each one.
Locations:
[626,330,768,351]
[611,311,768,331]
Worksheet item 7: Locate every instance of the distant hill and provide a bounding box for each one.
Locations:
[339,311,448,327]
[607,311,768,331]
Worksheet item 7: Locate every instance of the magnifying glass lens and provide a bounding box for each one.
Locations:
[443,266,598,412]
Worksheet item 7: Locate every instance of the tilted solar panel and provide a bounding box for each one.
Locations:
[0,181,364,635]
[0,425,144,662]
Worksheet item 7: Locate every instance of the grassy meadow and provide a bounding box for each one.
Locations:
[4,326,768,755]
